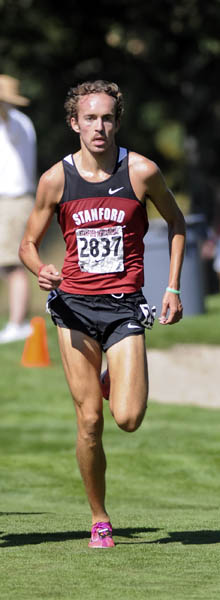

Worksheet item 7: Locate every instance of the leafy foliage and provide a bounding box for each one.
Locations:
[0,0,220,199]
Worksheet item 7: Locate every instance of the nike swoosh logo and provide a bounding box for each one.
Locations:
[108,187,124,195]
[127,323,141,329]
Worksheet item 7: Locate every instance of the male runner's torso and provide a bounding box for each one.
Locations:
[57,146,149,295]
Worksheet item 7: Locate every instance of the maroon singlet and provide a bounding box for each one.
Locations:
[57,147,149,294]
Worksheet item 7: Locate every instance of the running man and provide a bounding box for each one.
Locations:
[19,80,186,548]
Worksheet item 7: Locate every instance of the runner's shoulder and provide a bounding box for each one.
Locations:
[39,161,64,195]
[128,151,160,181]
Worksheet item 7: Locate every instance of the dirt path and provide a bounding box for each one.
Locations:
[102,344,220,409]
[147,344,220,408]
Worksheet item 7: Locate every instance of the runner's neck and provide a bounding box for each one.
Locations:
[73,145,118,183]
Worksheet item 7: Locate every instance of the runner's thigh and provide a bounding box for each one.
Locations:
[106,333,148,425]
[57,326,103,411]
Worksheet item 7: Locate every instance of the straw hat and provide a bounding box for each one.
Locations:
[0,75,30,106]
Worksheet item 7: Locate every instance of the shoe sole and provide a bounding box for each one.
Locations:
[88,540,115,548]
[100,369,110,400]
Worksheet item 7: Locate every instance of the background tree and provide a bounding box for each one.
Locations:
[0,0,219,212]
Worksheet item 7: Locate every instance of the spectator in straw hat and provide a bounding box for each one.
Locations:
[0,75,37,343]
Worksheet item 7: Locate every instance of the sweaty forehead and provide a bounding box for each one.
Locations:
[78,93,116,115]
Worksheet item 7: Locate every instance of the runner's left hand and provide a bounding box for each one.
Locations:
[159,290,183,325]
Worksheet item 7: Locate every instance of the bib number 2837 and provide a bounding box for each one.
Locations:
[76,226,124,273]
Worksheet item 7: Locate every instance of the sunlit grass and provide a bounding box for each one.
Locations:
[147,294,220,348]
[0,295,220,599]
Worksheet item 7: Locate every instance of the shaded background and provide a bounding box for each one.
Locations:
[1,0,220,311]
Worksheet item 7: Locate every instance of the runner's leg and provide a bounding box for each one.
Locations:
[106,334,148,431]
[57,326,110,525]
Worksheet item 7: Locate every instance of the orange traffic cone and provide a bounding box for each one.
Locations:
[21,316,51,367]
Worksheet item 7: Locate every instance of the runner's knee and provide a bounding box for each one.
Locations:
[113,404,147,432]
[78,410,104,445]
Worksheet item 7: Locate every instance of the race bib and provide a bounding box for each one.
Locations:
[76,226,124,273]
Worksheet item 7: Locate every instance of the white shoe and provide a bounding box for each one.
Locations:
[0,321,32,343]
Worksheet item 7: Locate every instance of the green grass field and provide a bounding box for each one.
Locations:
[147,293,220,348]
[0,295,220,599]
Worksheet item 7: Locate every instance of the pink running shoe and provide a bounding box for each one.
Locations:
[100,369,110,400]
[88,521,115,548]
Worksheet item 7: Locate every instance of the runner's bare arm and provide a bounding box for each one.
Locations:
[19,162,64,291]
[130,153,186,325]
[145,161,185,324]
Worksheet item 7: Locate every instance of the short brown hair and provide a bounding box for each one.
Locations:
[64,80,124,129]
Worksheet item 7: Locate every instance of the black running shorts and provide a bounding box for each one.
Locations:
[47,289,156,352]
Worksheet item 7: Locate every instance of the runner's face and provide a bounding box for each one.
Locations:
[71,93,119,152]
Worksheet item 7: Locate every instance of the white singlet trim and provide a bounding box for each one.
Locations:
[64,147,127,166]
[64,154,73,165]
[118,147,127,162]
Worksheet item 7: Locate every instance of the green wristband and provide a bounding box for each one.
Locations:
[166,286,181,295]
